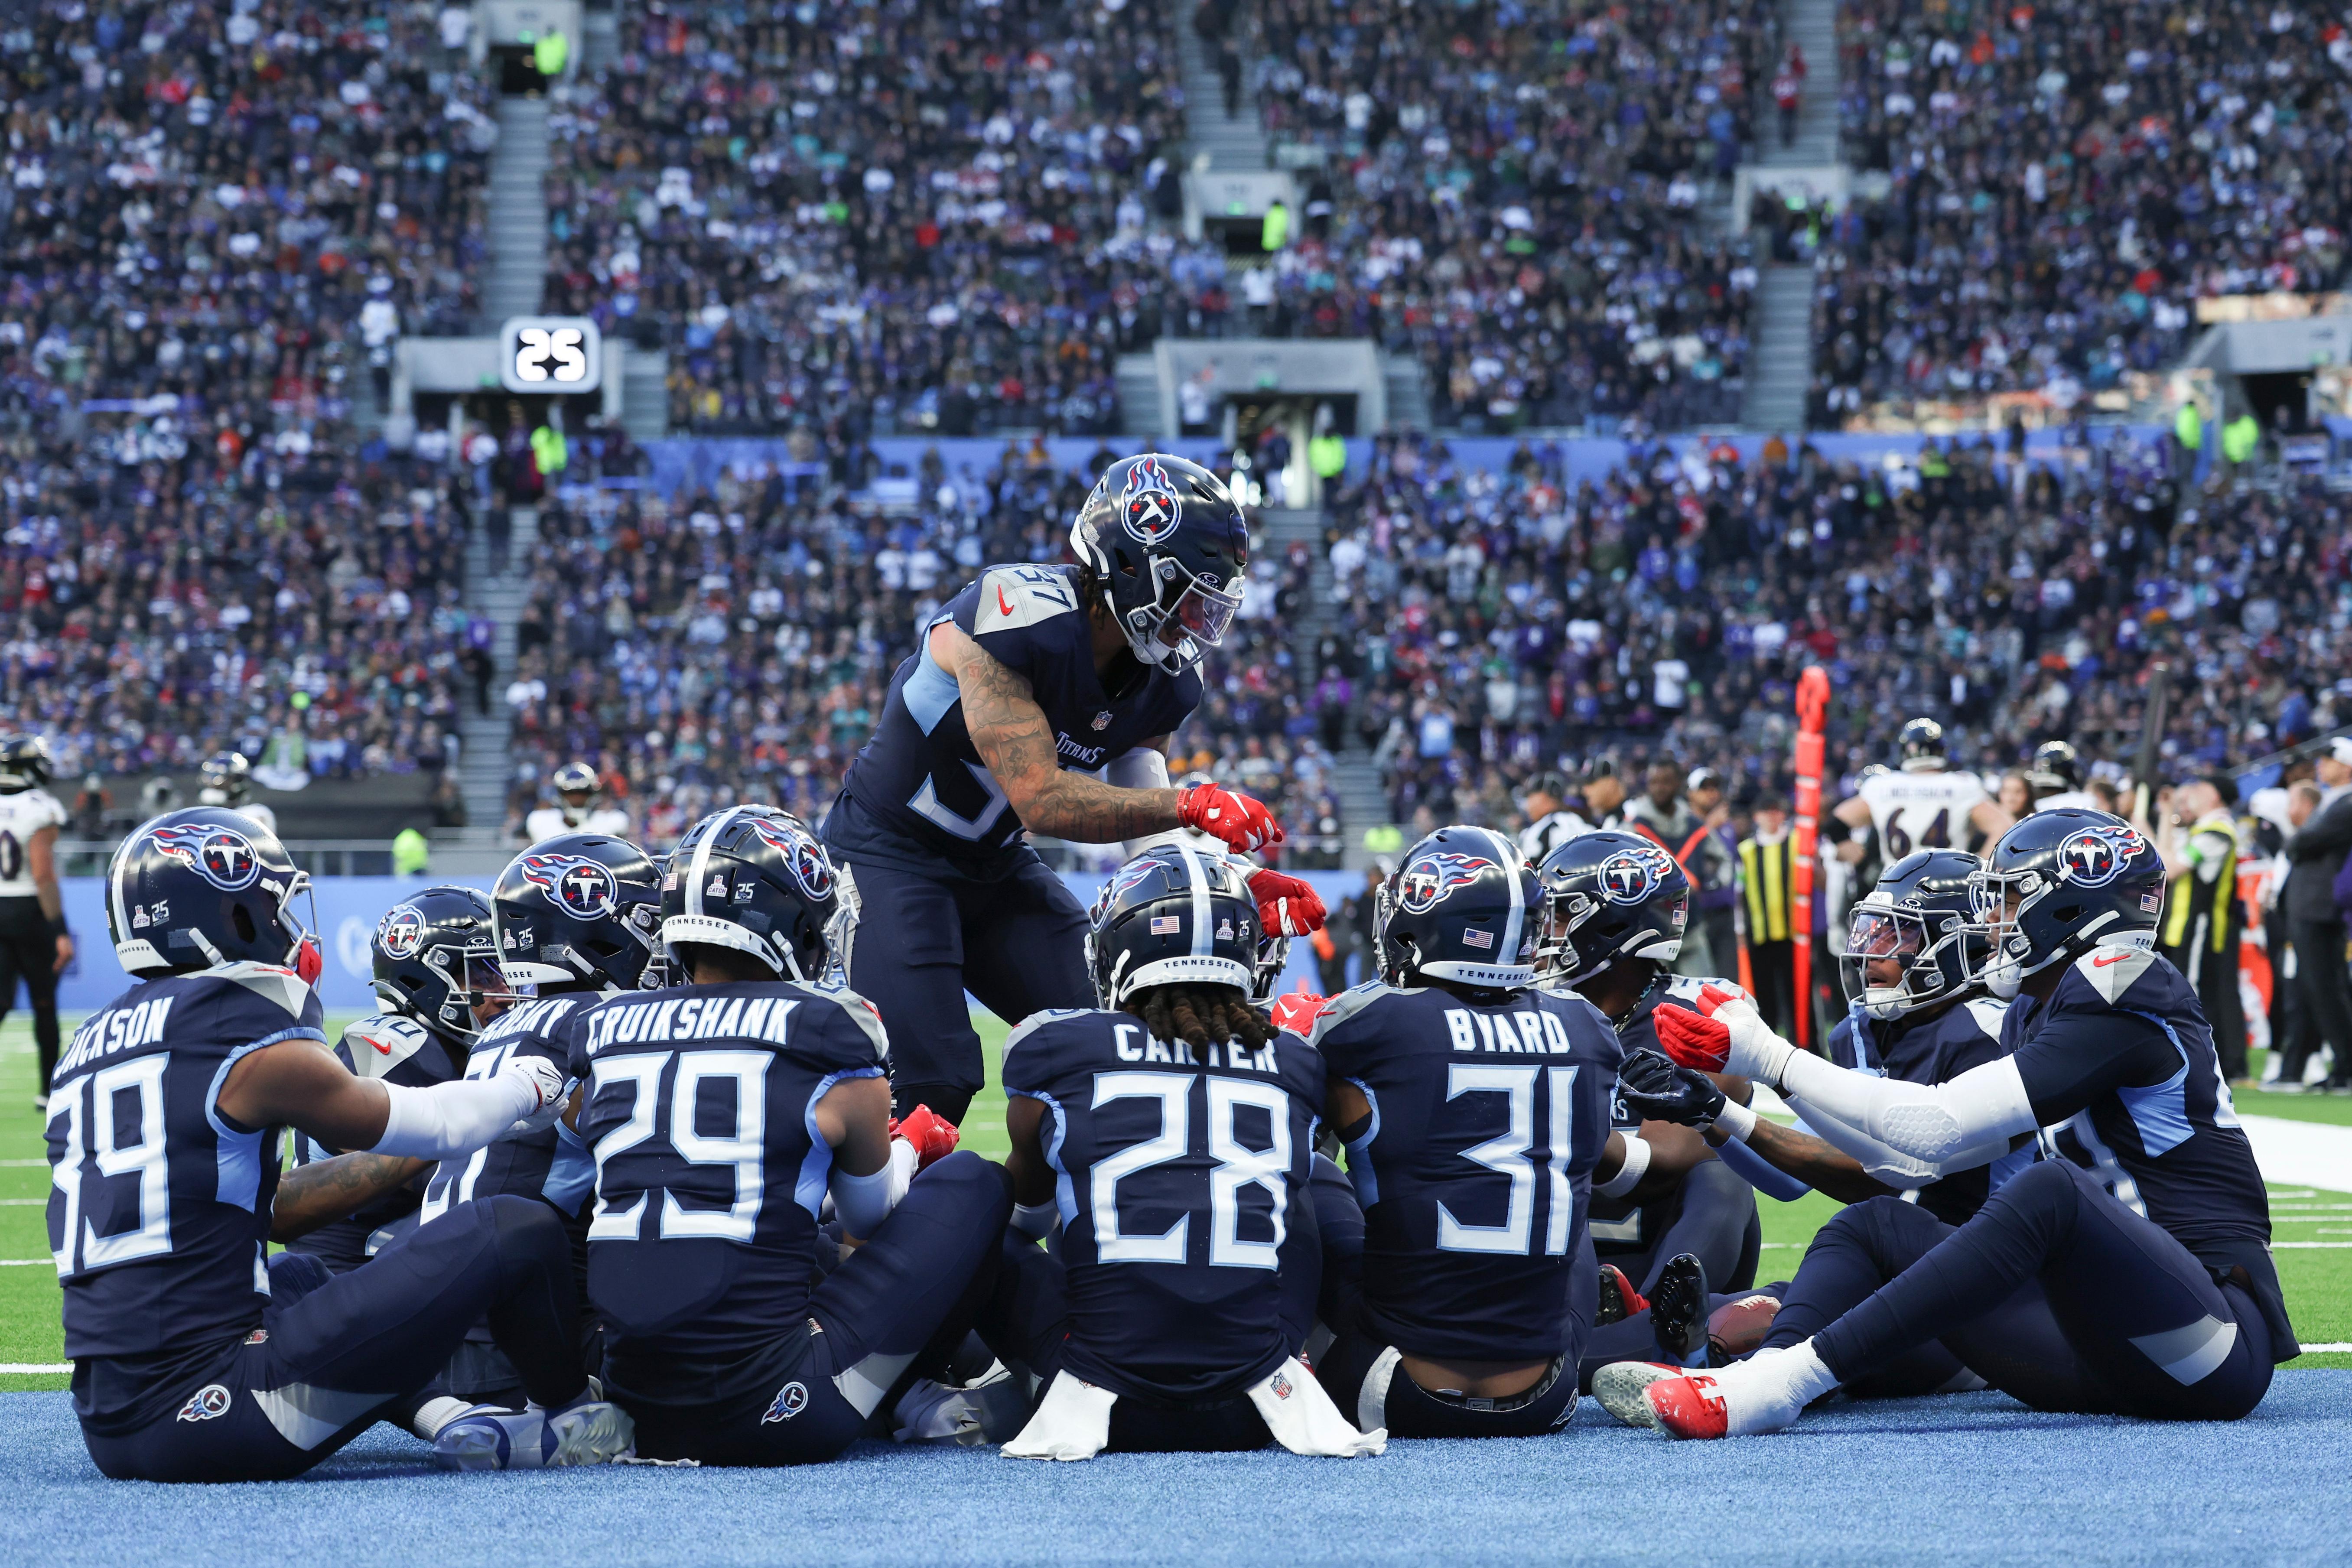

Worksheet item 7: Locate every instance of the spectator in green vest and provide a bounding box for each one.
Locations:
[2222,412,2260,466]
[1309,428,1346,481]
[534,26,568,82]
[1261,198,1289,254]
[2173,401,2203,452]
[530,422,568,483]
[392,826,430,877]
[1362,821,1404,858]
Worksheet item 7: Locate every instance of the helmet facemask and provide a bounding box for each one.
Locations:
[1843,902,1967,1019]
[1111,552,1244,674]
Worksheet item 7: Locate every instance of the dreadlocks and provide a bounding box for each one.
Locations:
[1129,982,1276,1054]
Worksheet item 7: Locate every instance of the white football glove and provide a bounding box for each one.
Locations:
[500,1055,569,1139]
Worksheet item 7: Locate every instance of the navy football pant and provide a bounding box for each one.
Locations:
[837,856,1091,1124]
[1598,1156,1762,1296]
[1774,1162,2274,1419]
[612,1152,1013,1466]
[78,1197,589,1482]
[1310,1155,1585,1438]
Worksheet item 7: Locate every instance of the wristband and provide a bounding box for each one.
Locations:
[1713,1096,1760,1143]
[47,915,68,938]
[1594,1133,1652,1198]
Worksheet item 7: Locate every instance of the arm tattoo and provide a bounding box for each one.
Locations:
[947,627,1184,844]
[270,1152,429,1243]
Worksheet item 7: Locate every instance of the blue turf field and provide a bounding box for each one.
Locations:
[6,1374,2345,1568]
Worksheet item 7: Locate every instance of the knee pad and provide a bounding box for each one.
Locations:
[485,1193,570,1267]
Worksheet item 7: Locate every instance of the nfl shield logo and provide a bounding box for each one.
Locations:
[1091,711,1113,731]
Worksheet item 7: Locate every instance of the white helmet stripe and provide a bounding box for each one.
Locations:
[1487,827,1525,962]
[685,806,745,921]
[1174,839,1213,958]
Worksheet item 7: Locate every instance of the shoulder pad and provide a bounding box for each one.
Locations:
[1005,1007,1095,1058]
[1961,997,2009,1038]
[2072,942,2157,1003]
[211,960,313,1019]
[804,982,890,1064]
[1306,980,1405,1048]
[973,565,1080,638]
[342,1013,433,1080]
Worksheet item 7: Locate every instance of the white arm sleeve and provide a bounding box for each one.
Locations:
[1776,1052,2036,1176]
[1783,1100,1946,1187]
[368,1064,546,1161]
[1103,747,1189,859]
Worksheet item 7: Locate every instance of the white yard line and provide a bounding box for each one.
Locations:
[2240,1114,2352,1193]
[0,1363,67,1374]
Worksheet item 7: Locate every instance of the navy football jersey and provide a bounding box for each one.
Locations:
[286,1013,463,1273]
[2006,943,2270,1261]
[418,995,596,1225]
[1002,1007,1323,1402]
[1825,994,2019,1225]
[1582,976,1736,1257]
[824,563,1203,880]
[1312,980,1622,1363]
[45,965,325,1375]
[570,979,888,1388]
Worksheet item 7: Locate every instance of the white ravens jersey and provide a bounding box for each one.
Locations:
[524,805,631,843]
[1518,810,1592,865]
[2031,791,2098,814]
[0,787,65,898]
[1856,768,1986,860]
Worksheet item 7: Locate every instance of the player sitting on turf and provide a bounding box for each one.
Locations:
[1584,849,2024,1419]
[1630,810,2298,1437]
[1532,831,1762,1376]
[1305,827,1626,1439]
[982,843,1379,1460]
[49,809,625,1482]
[410,831,665,1421]
[569,806,1012,1466]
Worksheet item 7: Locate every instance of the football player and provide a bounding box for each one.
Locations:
[414,832,664,1411]
[524,761,631,843]
[48,809,625,1482]
[1306,828,1623,1438]
[820,455,1312,1125]
[0,735,71,1103]
[198,751,275,836]
[568,806,1013,1466]
[985,843,1378,1459]
[1835,717,2010,859]
[1533,832,1763,1365]
[1632,810,2296,1437]
[2025,740,2098,812]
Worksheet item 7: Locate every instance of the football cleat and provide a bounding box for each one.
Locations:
[1591,1361,1682,1429]
[1594,1265,1648,1326]
[1643,1343,1835,1440]
[1647,1253,1710,1362]
[1706,1294,1783,1362]
[892,1365,1034,1446]
[433,1389,636,1470]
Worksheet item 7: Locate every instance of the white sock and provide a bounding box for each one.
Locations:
[1779,1340,1841,1408]
[411,1396,472,1441]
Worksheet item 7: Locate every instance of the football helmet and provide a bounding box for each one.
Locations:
[1534,829,1690,986]
[1068,453,1249,674]
[2026,740,2082,797]
[660,806,845,982]
[1086,842,1259,1007]
[1374,826,1540,989]
[1897,717,1945,773]
[0,733,52,793]
[1841,849,1983,1019]
[1962,808,2163,999]
[372,885,510,1045]
[199,751,254,807]
[107,808,321,980]
[493,832,663,991]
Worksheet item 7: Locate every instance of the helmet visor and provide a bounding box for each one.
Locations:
[1165,569,1244,649]
[1848,908,1919,962]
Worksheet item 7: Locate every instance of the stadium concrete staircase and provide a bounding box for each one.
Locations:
[1760,0,1841,169]
[1380,356,1431,434]
[1262,505,1394,869]
[1117,354,1165,439]
[1174,26,1266,172]
[1741,265,1816,433]
[438,507,541,873]
[483,98,552,325]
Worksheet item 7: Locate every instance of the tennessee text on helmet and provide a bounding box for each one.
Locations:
[1374,826,1541,990]
[1067,453,1249,674]
[107,808,322,981]
[1842,849,1984,1020]
[493,832,663,991]
[1533,829,1689,986]
[659,805,845,983]
[1086,841,1260,1007]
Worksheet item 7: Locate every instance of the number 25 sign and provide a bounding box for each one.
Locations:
[499,316,602,394]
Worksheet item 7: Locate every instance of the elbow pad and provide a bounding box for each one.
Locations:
[369,1071,539,1161]
[1594,1134,1652,1199]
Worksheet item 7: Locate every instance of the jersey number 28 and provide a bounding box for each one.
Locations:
[1090,1070,1293,1270]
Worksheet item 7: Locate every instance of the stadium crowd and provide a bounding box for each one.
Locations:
[535,0,1182,440]
[1813,0,2352,422]
[1225,0,1776,432]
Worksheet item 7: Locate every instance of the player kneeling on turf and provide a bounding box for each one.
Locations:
[1306,827,1627,1439]
[569,806,1012,1466]
[985,843,1380,1460]
[50,810,627,1482]
[1634,810,2297,1438]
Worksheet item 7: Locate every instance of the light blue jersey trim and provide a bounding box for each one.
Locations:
[2117,1010,2196,1158]
[1341,1078,1382,1207]
[1011,1087,1079,1226]
[796,1067,885,1217]
[204,1032,320,1211]
[902,626,963,736]
[543,1120,597,1216]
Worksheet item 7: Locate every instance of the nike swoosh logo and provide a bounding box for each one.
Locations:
[996,586,1016,617]
[370,1038,392,1053]
[2090,953,2131,968]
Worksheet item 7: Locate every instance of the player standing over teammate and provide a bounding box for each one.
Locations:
[821,455,1315,1123]
[569,806,1012,1465]
[48,809,625,1481]
[198,751,275,836]
[0,736,71,1104]
[524,762,631,843]
[1308,828,1624,1438]
[1834,718,2010,861]
[986,844,1377,1459]
[1633,810,2296,1438]
[2024,740,2098,812]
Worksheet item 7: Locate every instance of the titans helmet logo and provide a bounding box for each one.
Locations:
[516,853,620,918]
[1120,456,1184,546]
[1397,852,1496,914]
[147,822,262,891]
[377,904,426,960]
[2056,822,2147,888]
[1598,844,1676,905]
[748,815,834,901]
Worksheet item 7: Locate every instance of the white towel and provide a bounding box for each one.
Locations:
[1247,1357,1386,1457]
[1000,1371,1118,1461]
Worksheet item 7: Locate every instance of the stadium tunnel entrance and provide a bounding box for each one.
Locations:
[1216,393,1356,511]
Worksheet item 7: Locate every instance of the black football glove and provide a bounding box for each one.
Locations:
[1618,1049,1727,1130]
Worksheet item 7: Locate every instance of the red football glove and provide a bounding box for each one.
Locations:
[888,1104,961,1171]
[1270,990,1326,1036]
[1651,1004,1731,1073]
[1247,868,1326,936]
[1177,784,1284,854]
[1652,982,1792,1082]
